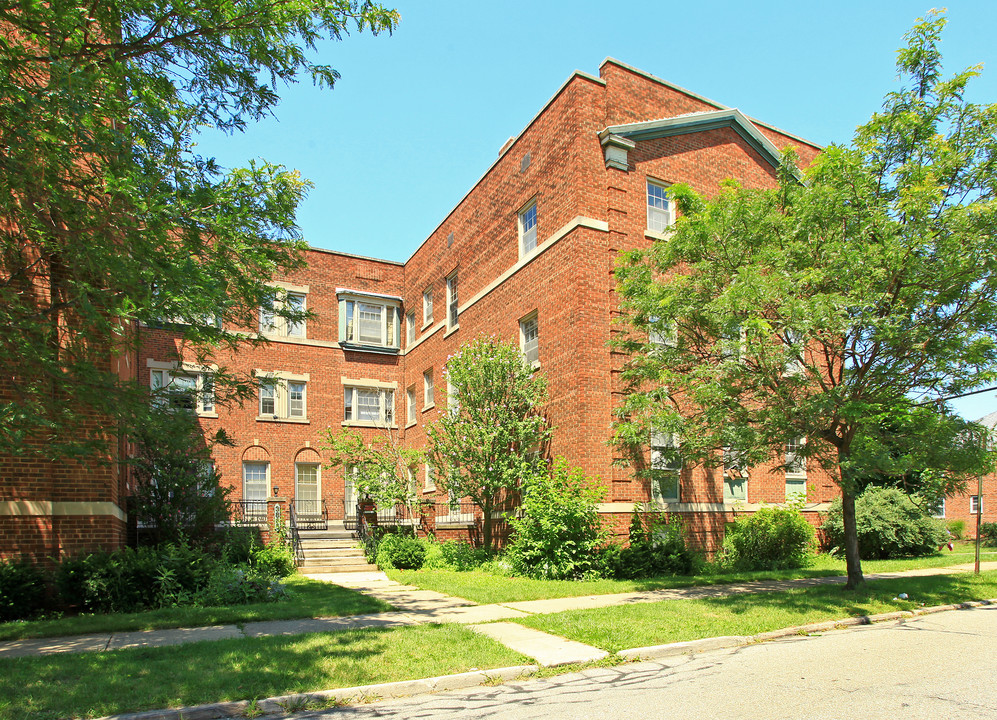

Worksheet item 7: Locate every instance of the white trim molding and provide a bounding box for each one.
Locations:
[0,501,127,521]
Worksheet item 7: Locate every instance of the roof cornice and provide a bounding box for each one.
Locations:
[600,108,786,170]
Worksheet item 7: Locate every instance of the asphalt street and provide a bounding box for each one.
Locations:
[298,605,997,720]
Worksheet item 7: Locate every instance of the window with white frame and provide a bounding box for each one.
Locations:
[259,286,308,339]
[785,436,807,500]
[340,293,400,350]
[406,310,416,345]
[255,371,309,421]
[242,461,269,522]
[423,288,433,326]
[647,180,674,233]
[407,467,417,496]
[930,497,946,519]
[723,445,747,501]
[424,368,434,406]
[294,463,320,517]
[150,366,214,415]
[650,430,681,502]
[425,464,436,491]
[446,272,459,329]
[648,316,678,348]
[519,200,538,255]
[343,385,395,426]
[447,376,459,415]
[407,385,416,425]
[783,327,805,376]
[971,495,982,514]
[520,313,539,368]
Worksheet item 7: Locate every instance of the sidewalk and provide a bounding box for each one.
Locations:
[2,562,995,664]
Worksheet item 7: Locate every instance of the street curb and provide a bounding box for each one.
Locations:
[94,665,538,720]
[618,598,997,660]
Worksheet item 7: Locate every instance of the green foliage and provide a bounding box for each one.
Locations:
[428,336,552,549]
[323,428,424,530]
[0,558,50,622]
[376,533,428,570]
[422,540,492,571]
[250,543,297,581]
[947,519,967,541]
[715,507,816,571]
[507,458,607,580]
[130,410,233,547]
[603,510,697,579]
[613,12,997,588]
[823,487,947,560]
[979,522,997,547]
[0,1,398,458]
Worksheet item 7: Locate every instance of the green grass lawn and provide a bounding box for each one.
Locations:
[388,547,997,605]
[0,575,393,642]
[0,624,528,720]
[513,570,997,652]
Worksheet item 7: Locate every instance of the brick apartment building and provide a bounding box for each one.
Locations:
[4,59,991,559]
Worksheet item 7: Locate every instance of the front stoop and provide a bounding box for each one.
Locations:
[296,523,377,573]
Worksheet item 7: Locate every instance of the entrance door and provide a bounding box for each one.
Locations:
[295,463,320,519]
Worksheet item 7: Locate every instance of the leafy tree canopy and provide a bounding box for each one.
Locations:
[0,1,398,458]
[428,336,551,549]
[614,12,997,588]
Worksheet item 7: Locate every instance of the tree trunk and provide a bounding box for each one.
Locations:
[481,502,493,551]
[840,489,865,589]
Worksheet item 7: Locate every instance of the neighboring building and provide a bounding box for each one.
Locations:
[931,411,997,537]
[2,59,840,558]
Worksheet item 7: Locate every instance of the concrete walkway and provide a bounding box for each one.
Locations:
[2,562,995,666]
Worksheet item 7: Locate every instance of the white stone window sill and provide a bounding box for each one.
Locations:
[443,325,460,339]
[256,416,310,424]
[197,412,219,419]
[405,420,417,429]
[422,402,436,413]
[645,228,675,241]
[341,420,398,429]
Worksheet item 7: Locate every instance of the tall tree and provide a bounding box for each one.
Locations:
[428,337,551,550]
[614,12,997,589]
[0,1,398,458]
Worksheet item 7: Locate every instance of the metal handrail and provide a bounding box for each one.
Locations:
[287,501,304,565]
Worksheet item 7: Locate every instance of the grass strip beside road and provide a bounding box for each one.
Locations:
[388,548,996,605]
[0,624,528,720]
[513,571,997,652]
[0,575,393,642]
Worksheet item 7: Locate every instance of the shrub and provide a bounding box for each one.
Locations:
[197,566,287,606]
[506,458,606,580]
[947,519,966,541]
[980,522,997,547]
[376,533,427,570]
[822,486,947,560]
[440,540,491,570]
[716,507,816,571]
[603,511,697,579]
[0,558,51,622]
[250,542,296,580]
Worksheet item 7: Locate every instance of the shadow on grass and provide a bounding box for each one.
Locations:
[0,577,393,642]
[0,624,524,720]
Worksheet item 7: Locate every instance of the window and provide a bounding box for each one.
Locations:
[519,201,538,255]
[647,180,674,233]
[425,464,437,491]
[255,371,309,421]
[520,313,539,368]
[971,495,982,514]
[424,369,434,406]
[295,463,320,518]
[406,310,416,345]
[648,316,678,348]
[723,446,747,502]
[930,498,946,519]
[341,295,400,350]
[150,368,214,415]
[407,385,417,425]
[242,462,269,523]
[446,272,459,329]
[344,385,395,426]
[650,430,681,502]
[785,436,807,500]
[721,324,746,362]
[783,328,804,376]
[407,467,417,496]
[423,289,433,326]
[259,286,308,339]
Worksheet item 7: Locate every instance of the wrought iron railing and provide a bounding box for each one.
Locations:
[293,498,328,530]
[231,500,268,526]
[287,501,304,565]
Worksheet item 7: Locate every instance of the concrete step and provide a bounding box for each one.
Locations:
[297,530,354,541]
[298,538,360,549]
[300,562,378,573]
[299,547,368,559]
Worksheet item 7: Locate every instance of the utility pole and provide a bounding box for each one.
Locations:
[975,472,983,575]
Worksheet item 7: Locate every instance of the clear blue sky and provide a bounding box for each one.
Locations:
[194,0,997,418]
